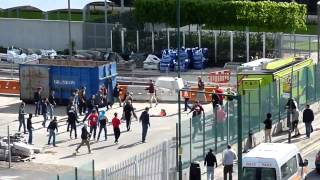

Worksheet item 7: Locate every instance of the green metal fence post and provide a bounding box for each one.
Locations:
[214,104,218,153]
[237,95,243,180]
[92,159,95,180]
[227,100,230,145]
[190,118,192,162]
[75,167,78,180]
[203,112,206,159]
[57,174,59,180]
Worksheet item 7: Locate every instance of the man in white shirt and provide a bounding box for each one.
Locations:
[222,145,237,180]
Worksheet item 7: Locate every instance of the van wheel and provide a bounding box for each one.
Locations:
[317,168,320,174]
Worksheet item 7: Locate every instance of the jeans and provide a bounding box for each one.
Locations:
[223,165,233,180]
[79,102,86,115]
[42,113,48,127]
[184,98,192,111]
[149,93,158,107]
[76,139,91,153]
[28,129,33,144]
[142,124,149,142]
[48,129,56,146]
[305,122,312,137]
[90,125,97,139]
[35,101,41,115]
[70,123,77,138]
[113,127,120,142]
[18,116,26,133]
[97,125,107,140]
[125,115,131,131]
[207,166,215,180]
[264,129,272,143]
[48,105,54,120]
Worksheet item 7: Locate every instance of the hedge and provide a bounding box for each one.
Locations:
[134,0,307,32]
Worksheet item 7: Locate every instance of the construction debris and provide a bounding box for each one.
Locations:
[0,133,41,162]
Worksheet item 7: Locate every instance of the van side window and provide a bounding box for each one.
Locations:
[281,156,298,179]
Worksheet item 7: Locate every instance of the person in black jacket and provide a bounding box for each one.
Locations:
[47,117,58,147]
[75,124,91,154]
[204,149,217,180]
[140,107,150,143]
[303,104,314,138]
[263,113,272,143]
[41,98,49,128]
[83,95,98,122]
[112,83,122,107]
[26,114,34,144]
[34,87,42,116]
[48,90,56,120]
[123,100,137,131]
[18,102,27,134]
[97,111,108,141]
[68,106,79,139]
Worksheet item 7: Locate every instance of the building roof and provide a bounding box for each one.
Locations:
[0,0,111,12]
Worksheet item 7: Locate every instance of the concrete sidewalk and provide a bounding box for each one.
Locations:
[198,104,320,180]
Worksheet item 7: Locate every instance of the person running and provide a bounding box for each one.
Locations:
[112,112,121,143]
[303,104,314,138]
[75,124,91,154]
[48,90,56,120]
[68,106,79,139]
[87,109,99,140]
[34,87,42,116]
[112,83,122,107]
[41,98,49,128]
[18,102,27,134]
[189,101,204,141]
[26,114,34,144]
[123,100,137,131]
[263,113,272,143]
[97,111,108,141]
[146,80,158,108]
[204,149,217,180]
[140,107,150,143]
[47,117,58,147]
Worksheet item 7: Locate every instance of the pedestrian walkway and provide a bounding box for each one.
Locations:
[199,106,320,180]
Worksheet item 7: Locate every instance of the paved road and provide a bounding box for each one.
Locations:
[304,142,320,179]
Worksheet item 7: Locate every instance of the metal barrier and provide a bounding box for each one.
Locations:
[0,79,20,95]
[105,140,176,180]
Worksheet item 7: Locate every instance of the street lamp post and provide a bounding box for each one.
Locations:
[176,0,182,179]
[317,1,320,64]
[104,0,108,50]
[68,0,72,58]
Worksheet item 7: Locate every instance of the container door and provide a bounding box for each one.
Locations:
[20,65,50,102]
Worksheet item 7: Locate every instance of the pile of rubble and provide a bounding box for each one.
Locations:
[0,133,41,162]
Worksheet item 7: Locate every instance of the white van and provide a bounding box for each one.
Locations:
[242,143,308,180]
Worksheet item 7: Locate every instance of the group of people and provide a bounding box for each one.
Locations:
[18,81,156,154]
[263,99,315,143]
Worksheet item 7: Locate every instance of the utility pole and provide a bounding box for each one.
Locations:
[104,0,108,50]
[288,65,294,143]
[317,1,320,64]
[68,0,72,58]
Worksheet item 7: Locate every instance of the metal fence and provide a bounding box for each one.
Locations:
[105,140,176,180]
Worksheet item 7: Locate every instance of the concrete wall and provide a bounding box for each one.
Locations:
[0,18,83,50]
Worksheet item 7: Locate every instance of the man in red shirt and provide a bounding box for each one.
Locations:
[112,112,121,143]
[87,109,98,140]
[215,85,224,105]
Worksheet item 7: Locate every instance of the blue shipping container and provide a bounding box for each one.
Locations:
[19,59,117,104]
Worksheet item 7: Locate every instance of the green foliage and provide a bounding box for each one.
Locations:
[134,0,307,32]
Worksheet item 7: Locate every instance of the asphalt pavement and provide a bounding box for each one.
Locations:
[304,142,320,179]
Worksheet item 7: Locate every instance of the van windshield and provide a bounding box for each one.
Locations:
[243,167,276,180]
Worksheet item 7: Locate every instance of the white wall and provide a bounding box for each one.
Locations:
[0,18,83,50]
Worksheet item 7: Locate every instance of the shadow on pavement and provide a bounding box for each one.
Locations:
[91,143,117,151]
[118,141,142,149]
